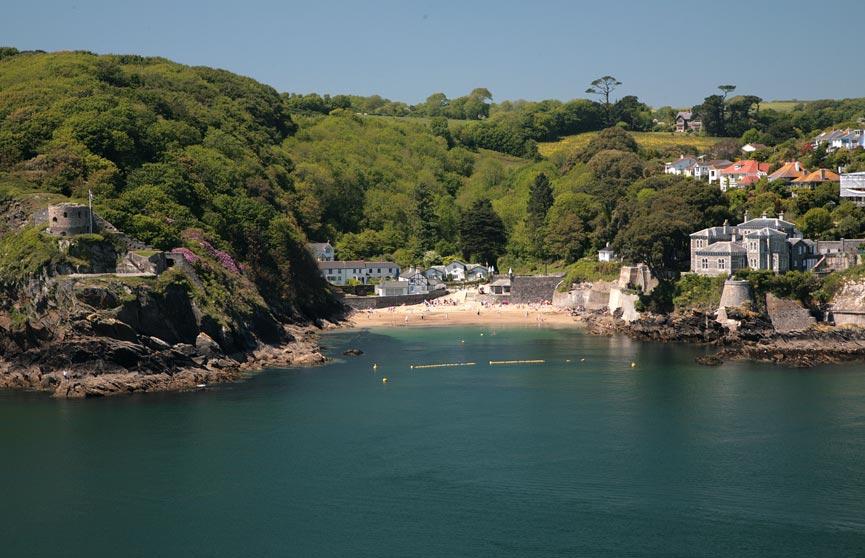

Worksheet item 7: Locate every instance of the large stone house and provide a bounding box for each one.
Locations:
[690,213,802,275]
[691,213,865,275]
[675,111,702,133]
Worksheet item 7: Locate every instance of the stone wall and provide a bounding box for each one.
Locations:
[618,264,657,293]
[116,251,168,275]
[343,290,448,310]
[830,280,865,327]
[510,275,564,304]
[765,293,815,333]
[553,281,613,311]
[608,287,640,322]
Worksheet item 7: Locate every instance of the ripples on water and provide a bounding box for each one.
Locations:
[1,326,864,557]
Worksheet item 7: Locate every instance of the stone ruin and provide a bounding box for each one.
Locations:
[47,203,92,236]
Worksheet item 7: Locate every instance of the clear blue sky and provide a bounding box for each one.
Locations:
[3,0,864,107]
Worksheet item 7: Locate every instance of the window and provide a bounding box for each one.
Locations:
[701,258,708,269]
[63,212,67,218]
[718,258,726,270]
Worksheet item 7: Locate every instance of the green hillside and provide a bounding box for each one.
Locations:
[0,49,335,318]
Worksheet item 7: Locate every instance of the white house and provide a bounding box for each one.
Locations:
[814,129,864,151]
[444,260,468,281]
[841,172,865,206]
[402,269,430,294]
[423,266,446,281]
[706,160,733,183]
[741,143,767,154]
[717,160,770,191]
[664,156,699,176]
[317,260,400,285]
[375,280,410,297]
[307,242,334,261]
[598,243,617,262]
[465,264,491,282]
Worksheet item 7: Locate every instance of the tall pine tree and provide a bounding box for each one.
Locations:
[526,173,554,259]
[459,199,507,266]
[413,182,438,252]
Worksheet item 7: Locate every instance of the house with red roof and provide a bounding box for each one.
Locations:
[767,161,806,184]
[718,160,770,191]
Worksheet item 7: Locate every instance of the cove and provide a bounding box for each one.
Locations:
[1,326,864,557]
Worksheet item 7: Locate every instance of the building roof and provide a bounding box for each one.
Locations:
[667,156,699,170]
[792,168,840,183]
[695,241,747,255]
[739,215,797,232]
[741,143,767,152]
[490,277,512,287]
[706,159,733,169]
[744,227,787,238]
[720,160,770,176]
[768,161,806,181]
[676,111,693,120]
[690,225,734,239]
[318,260,398,270]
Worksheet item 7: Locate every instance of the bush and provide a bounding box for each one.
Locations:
[558,258,620,291]
[673,274,725,312]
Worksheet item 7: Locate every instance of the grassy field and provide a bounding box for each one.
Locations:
[761,100,810,113]
[538,131,723,158]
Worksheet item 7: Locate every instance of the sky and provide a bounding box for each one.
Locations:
[3,0,865,107]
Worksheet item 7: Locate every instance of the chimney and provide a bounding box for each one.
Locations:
[779,211,785,221]
[743,210,750,223]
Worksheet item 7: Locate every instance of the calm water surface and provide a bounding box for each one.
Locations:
[2,326,865,557]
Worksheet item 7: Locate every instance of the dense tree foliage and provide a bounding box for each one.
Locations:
[0,50,336,318]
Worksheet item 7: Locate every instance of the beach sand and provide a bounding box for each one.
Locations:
[347,290,582,328]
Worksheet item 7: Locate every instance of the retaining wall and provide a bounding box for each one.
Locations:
[765,293,815,333]
[343,290,448,310]
[510,275,564,304]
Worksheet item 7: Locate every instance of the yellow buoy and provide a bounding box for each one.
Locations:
[382,377,388,383]
[580,358,585,362]
[630,362,636,368]
[373,364,378,370]
[566,359,571,363]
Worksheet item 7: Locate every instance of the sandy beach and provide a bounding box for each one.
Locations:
[347,290,582,328]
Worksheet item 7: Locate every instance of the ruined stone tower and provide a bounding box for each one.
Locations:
[47,203,91,236]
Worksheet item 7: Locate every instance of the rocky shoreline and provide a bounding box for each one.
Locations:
[0,323,330,398]
[0,271,335,398]
[581,309,865,368]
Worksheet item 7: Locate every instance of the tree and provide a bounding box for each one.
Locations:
[694,95,726,136]
[718,84,736,101]
[586,76,622,126]
[459,199,507,266]
[413,182,438,252]
[526,173,554,258]
[578,126,638,163]
[800,207,833,239]
[544,213,587,263]
[429,116,454,148]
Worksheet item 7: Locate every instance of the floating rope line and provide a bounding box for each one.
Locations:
[411,362,477,369]
[489,359,545,365]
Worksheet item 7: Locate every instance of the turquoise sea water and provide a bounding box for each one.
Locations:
[2,326,865,557]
